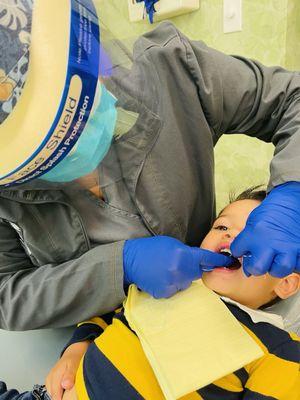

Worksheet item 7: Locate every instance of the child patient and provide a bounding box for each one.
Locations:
[2,188,300,400]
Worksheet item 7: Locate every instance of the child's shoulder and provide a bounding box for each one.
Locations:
[225,303,300,363]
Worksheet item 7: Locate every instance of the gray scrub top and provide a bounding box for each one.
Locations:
[64,145,150,245]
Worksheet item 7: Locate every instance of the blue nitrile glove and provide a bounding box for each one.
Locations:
[231,181,300,278]
[123,236,234,298]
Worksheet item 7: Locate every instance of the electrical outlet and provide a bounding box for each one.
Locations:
[128,0,200,23]
[223,0,242,33]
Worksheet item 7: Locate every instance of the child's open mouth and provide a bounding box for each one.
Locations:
[219,249,241,270]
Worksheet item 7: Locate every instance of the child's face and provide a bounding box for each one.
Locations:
[201,199,298,309]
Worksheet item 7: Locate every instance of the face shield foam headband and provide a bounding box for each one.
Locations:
[0,0,117,188]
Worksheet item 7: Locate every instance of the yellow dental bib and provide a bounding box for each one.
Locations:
[124,281,263,400]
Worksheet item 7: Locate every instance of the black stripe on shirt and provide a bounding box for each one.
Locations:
[197,383,243,400]
[224,303,300,363]
[102,311,117,325]
[113,311,134,332]
[83,343,144,400]
[61,323,104,356]
[243,388,277,399]
[234,367,249,387]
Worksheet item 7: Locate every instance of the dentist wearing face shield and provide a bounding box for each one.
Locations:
[0,0,300,335]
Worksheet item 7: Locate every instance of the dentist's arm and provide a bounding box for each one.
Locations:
[169,25,300,278]
[141,22,300,278]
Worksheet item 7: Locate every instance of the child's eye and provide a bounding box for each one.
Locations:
[213,225,228,231]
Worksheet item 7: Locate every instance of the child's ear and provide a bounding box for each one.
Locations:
[274,273,300,299]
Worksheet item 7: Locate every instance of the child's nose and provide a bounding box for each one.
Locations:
[222,230,236,240]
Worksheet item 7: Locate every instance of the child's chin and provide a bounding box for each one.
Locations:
[202,275,231,297]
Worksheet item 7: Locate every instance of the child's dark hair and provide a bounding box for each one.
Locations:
[218,186,267,217]
[229,185,267,204]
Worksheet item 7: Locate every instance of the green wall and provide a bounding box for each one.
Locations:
[286,0,300,70]
[99,0,300,210]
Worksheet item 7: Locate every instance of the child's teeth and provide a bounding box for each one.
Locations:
[220,248,232,255]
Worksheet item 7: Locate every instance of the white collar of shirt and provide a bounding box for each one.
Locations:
[221,296,285,330]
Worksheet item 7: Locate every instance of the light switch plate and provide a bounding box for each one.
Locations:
[223,0,242,33]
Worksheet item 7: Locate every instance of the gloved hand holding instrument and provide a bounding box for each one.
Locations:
[231,181,300,277]
[123,236,235,298]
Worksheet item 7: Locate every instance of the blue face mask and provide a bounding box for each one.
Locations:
[42,84,117,183]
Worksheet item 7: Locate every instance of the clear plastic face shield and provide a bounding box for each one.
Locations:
[0,0,158,195]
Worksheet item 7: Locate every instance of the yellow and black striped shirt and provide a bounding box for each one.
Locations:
[69,302,300,400]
